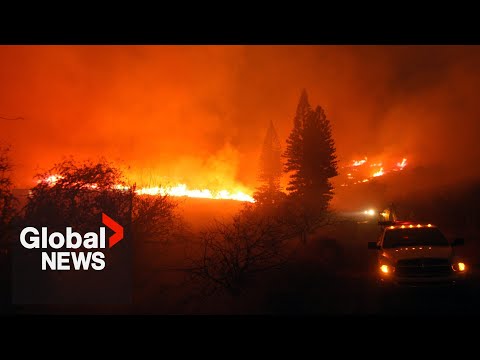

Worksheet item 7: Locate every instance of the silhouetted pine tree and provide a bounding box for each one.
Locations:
[283,89,311,196]
[283,89,338,242]
[254,120,284,205]
[302,105,338,211]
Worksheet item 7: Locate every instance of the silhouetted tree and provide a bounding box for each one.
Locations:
[188,204,291,297]
[25,158,180,244]
[0,146,16,247]
[284,89,311,196]
[22,158,182,302]
[302,105,338,209]
[283,90,338,242]
[132,193,182,246]
[25,158,133,232]
[254,121,285,206]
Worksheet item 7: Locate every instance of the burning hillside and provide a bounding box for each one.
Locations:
[339,156,408,187]
[35,153,410,204]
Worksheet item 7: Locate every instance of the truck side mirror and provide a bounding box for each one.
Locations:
[452,238,465,247]
[368,241,380,250]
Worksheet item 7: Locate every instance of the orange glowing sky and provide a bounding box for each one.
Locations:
[2,45,480,191]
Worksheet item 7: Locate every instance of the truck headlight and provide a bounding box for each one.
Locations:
[380,264,393,274]
[452,262,466,272]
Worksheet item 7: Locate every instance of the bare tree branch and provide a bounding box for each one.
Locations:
[187,207,299,296]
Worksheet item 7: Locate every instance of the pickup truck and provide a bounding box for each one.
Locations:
[368,222,467,286]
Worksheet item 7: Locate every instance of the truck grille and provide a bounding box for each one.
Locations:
[395,258,452,278]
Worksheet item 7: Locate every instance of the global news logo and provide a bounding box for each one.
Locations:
[19,213,123,271]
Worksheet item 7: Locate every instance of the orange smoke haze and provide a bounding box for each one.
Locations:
[2,46,480,198]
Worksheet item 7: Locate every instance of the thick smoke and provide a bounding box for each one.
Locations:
[1,45,480,198]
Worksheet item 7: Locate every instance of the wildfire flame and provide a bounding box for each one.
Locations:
[135,184,255,202]
[396,158,407,170]
[37,175,255,203]
[340,156,408,186]
[41,175,63,185]
[352,157,367,166]
[372,168,384,177]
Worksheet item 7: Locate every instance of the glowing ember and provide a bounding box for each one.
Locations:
[36,175,255,203]
[372,168,384,177]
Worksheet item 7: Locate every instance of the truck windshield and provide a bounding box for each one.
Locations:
[383,228,450,249]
